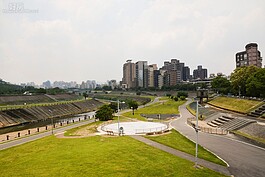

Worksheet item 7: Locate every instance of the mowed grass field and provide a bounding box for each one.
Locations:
[146,129,226,166]
[122,99,185,121]
[0,136,225,177]
[208,96,262,114]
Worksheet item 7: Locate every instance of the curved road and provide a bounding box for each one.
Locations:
[171,99,265,177]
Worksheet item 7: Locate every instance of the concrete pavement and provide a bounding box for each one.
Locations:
[171,99,265,177]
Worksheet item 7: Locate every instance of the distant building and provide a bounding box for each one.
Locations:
[193,65,207,79]
[107,80,117,90]
[135,61,148,88]
[161,59,190,84]
[147,64,158,88]
[236,43,262,68]
[183,66,190,81]
[42,80,51,88]
[122,60,136,89]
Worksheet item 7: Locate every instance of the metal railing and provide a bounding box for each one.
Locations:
[187,118,228,135]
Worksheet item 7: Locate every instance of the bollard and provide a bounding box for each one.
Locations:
[60,122,62,126]
[45,126,48,130]
[72,120,74,123]
[79,118,80,121]
[37,128,39,132]
[18,132,20,137]
[28,130,30,135]
[67,121,69,124]
[6,135,9,140]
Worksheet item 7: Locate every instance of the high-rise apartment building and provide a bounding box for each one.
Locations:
[147,64,158,88]
[183,66,190,81]
[122,60,136,88]
[193,65,207,79]
[236,43,262,68]
[160,59,190,85]
[135,61,148,88]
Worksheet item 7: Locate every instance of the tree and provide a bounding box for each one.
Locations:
[177,91,188,98]
[128,100,138,115]
[246,68,265,98]
[109,102,118,112]
[95,105,113,121]
[230,66,259,96]
[179,96,186,101]
[83,92,88,99]
[211,76,231,94]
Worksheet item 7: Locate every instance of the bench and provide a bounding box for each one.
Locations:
[106,131,114,136]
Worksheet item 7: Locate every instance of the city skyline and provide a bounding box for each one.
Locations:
[1,0,265,85]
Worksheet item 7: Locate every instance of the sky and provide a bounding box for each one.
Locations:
[0,0,265,85]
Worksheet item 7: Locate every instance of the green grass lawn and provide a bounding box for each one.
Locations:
[64,121,103,136]
[208,96,262,114]
[0,135,225,177]
[146,129,226,166]
[233,130,265,144]
[0,98,87,111]
[122,99,185,121]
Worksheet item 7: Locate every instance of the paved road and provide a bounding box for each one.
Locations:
[0,112,96,150]
[171,99,265,177]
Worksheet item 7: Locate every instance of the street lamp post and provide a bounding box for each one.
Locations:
[117,100,120,135]
[131,107,134,115]
[117,100,125,136]
[195,100,199,168]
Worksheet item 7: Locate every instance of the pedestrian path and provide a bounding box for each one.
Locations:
[130,135,231,176]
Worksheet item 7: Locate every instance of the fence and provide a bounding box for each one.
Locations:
[135,125,168,134]
[0,114,94,142]
[187,118,228,135]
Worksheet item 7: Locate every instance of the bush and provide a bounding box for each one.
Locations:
[179,96,186,101]
[177,92,188,98]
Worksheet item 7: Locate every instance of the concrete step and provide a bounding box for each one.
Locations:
[211,120,222,126]
[223,118,256,131]
[218,116,231,122]
[215,118,226,124]
[220,119,241,129]
[207,122,218,128]
[222,115,235,120]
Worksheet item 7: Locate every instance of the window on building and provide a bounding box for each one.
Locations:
[244,54,247,59]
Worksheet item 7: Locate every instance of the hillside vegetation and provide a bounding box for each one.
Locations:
[208,96,262,114]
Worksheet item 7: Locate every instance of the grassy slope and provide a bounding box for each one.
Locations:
[233,130,265,144]
[208,96,262,114]
[146,129,226,166]
[122,99,185,121]
[64,121,103,136]
[0,136,225,177]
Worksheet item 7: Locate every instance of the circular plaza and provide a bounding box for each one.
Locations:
[101,121,168,135]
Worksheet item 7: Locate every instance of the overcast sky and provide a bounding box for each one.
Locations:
[1,0,265,85]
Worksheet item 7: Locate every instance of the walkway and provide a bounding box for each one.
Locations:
[171,99,265,177]
[0,118,96,150]
[131,135,231,176]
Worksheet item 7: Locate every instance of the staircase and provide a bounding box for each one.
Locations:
[207,115,256,131]
[248,103,265,118]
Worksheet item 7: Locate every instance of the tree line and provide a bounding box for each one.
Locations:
[211,66,265,98]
